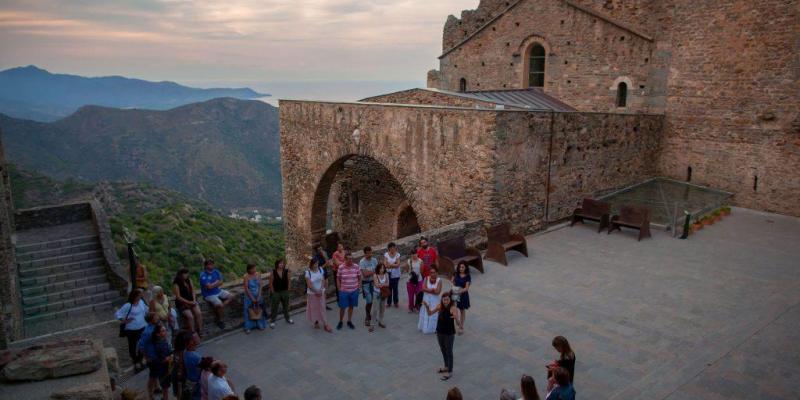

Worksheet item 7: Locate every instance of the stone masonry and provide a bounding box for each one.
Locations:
[0,129,21,348]
[428,0,799,216]
[279,100,662,266]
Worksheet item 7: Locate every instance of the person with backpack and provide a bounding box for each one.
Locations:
[305,257,332,332]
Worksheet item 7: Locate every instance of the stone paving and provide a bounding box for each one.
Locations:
[126,207,800,399]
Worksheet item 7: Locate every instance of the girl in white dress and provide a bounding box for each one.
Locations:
[417,266,442,334]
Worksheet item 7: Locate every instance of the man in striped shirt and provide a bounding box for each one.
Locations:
[336,250,362,330]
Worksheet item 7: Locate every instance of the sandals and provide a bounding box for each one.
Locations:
[437,368,449,373]
[440,374,451,381]
[323,325,333,333]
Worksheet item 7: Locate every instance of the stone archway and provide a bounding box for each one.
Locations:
[310,154,422,251]
[394,201,421,239]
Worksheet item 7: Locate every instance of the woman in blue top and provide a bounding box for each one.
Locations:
[242,264,267,333]
[451,261,471,334]
[147,324,174,400]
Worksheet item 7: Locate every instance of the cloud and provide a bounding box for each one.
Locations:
[0,0,478,82]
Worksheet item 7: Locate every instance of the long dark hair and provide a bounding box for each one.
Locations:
[552,336,575,360]
[173,267,193,291]
[456,261,470,276]
[520,375,540,400]
[375,262,387,276]
[127,288,142,304]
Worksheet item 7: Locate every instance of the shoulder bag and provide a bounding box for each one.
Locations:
[118,303,133,337]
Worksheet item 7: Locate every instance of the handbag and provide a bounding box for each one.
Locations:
[248,304,263,320]
[380,286,390,299]
[118,303,133,337]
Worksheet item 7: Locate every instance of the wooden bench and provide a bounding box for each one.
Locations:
[437,236,484,276]
[608,206,652,241]
[570,198,611,233]
[484,223,528,266]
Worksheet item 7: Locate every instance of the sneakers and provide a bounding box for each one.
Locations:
[347,321,355,330]
[337,321,343,330]
[287,319,294,325]
[269,322,276,329]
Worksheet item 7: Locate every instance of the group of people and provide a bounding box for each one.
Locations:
[444,336,577,400]
[116,236,574,399]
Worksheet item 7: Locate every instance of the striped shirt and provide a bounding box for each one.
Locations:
[337,262,361,292]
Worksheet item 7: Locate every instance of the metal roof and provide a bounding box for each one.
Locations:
[463,88,576,111]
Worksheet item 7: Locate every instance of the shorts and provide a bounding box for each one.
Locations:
[361,281,374,304]
[337,290,359,309]
[204,289,231,306]
[146,362,169,386]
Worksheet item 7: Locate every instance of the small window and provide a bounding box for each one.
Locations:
[528,44,545,88]
[459,78,467,92]
[616,82,627,107]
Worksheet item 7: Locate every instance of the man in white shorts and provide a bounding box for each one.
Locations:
[200,259,233,329]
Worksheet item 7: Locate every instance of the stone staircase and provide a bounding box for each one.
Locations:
[15,222,123,337]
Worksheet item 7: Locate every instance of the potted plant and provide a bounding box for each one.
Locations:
[712,209,722,222]
[692,218,703,232]
[702,215,714,226]
[721,206,731,216]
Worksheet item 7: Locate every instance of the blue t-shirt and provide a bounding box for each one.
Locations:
[137,323,156,354]
[184,350,202,382]
[200,269,222,297]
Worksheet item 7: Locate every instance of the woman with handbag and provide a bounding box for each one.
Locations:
[371,262,390,332]
[242,264,267,333]
[406,251,423,313]
[451,261,471,334]
[305,258,332,332]
[115,288,149,372]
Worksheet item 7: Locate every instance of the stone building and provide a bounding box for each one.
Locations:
[280,0,798,266]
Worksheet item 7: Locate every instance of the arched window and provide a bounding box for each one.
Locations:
[459,78,467,92]
[616,82,628,107]
[528,44,546,88]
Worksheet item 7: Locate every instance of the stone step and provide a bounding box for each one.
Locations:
[15,241,102,262]
[21,274,109,298]
[15,235,99,254]
[23,290,121,317]
[22,282,112,306]
[18,257,106,278]
[17,250,105,270]
[23,301,116,324]
[19,265,106,288]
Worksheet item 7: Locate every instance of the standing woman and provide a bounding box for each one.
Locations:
[313,246,333,310]
[423,291,462,381]
[371,262,389,332]
[149,286,177,337]
[172,268,203,336]
[305,258,332,332]
[331,243,346,303]
[115,288,149,371]
[546,336,576,391]
[269,259,294,328]
[417,265,442,334]
[406,250,422,313]
[242,264,266,333]
[451,261,471,334]
[384,243,402,308]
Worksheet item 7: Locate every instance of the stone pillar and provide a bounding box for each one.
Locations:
[0,129,21,348]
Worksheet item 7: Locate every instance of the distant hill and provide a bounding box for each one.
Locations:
[0,66,268,121]
[1,98,282,211]
[8,164,211,216]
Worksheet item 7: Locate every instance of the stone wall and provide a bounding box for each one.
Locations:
[655,0,800,216]
[0,130,21,348]
[13,202,93,231]
[491,111,663,234]
[432,0,656,113]
[432,0,800,215]
[280,101,498,267]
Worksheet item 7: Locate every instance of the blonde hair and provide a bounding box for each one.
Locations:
[152,286,164,298]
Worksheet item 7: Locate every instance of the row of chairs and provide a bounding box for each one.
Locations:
[439,198,651,275]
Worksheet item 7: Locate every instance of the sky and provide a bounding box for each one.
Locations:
[0,0,477,89]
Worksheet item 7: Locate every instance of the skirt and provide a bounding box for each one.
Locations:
[306,293,328,324]
[417,292,440,334]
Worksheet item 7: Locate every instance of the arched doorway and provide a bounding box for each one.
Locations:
[310,155,421,251]
[395,203,421,239]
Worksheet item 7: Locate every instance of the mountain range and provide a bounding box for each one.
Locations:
[0,97,282,211]
[0,65,268,121]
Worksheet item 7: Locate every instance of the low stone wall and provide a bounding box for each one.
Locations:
[13,202,93,231]
[87,200,129,297]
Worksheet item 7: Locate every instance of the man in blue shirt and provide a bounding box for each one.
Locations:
[200,259,232,329]
[359,247,378,327]
[183,333,203,399]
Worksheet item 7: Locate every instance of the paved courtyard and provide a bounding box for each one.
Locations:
[127,207,800,399]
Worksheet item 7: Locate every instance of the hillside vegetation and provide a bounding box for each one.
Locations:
[1,97,282,211]
[109,204,284,289]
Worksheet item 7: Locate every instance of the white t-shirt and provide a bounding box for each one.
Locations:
[384,252,402,279]
[408,258,422,276]
[374,274,389,294]
[306,269,325,294]
[115,301,149,330]
[207,375,234,400]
